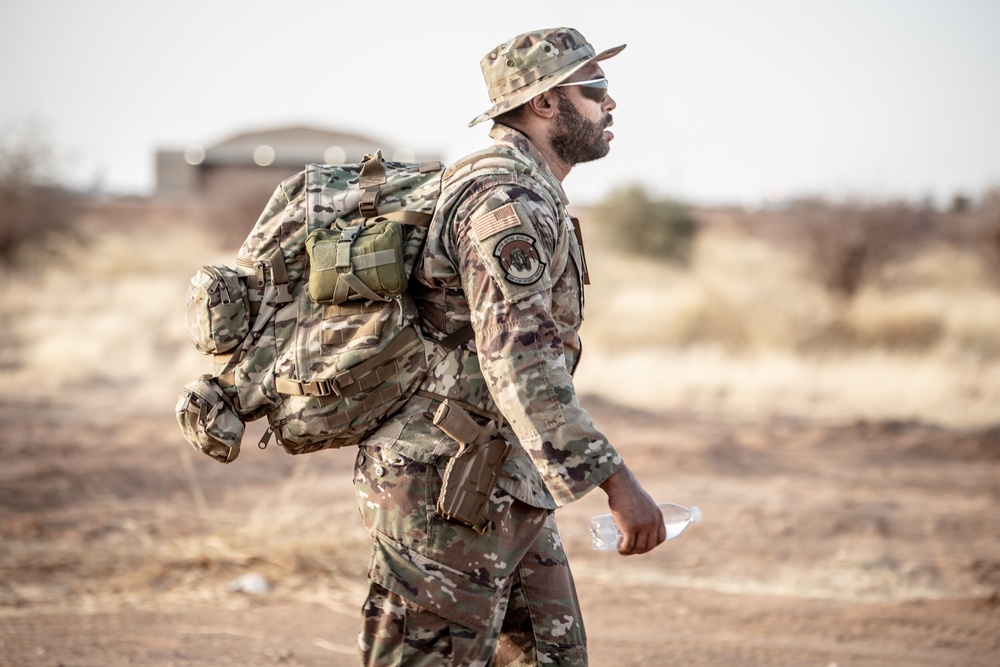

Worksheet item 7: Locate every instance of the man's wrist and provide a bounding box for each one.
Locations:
[599,463,632,495]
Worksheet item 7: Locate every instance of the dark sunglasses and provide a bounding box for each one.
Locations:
[554,77,609,103]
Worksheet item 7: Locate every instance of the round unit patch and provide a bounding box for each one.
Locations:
[494,233,546,285]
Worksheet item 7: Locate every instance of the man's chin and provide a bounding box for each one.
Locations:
[592,140,612,161]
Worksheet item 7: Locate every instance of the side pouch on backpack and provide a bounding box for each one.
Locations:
[306,221,406,305]
[176,375,245,463]
[185,265,251,354]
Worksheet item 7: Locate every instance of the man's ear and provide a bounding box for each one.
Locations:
[526,91,559,120]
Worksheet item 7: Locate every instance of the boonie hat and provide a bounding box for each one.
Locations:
[469,27,626,127]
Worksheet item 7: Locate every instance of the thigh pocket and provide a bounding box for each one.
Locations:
[368,531,501,633]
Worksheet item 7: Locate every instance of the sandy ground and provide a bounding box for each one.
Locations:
[1,207,998,665]
[1,388,998,667]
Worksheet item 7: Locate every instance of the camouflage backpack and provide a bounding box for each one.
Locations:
[176,150,526,463]
[178,152,453,462]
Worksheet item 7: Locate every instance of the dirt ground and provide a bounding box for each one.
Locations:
[1,388,998,667]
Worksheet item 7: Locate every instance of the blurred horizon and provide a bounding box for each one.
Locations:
[2,0,999,209]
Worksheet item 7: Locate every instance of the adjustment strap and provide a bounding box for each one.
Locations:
[350,248,397,271]
[268,247,293,304]
[335,225,362,269]
[415,390,502,424]
[359,151,386,218]
[570,216,591,285]
[334,271,387,304]
[377,210,433,227]
[439,323,474,354]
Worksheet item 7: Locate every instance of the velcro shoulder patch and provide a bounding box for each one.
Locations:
[471,202,521,240]
[464,199,553,303]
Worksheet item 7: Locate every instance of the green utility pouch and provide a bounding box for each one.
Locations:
[184,265,251,355]
[175,375,245,463]
[433,400,512,533]
[306,220,406,305]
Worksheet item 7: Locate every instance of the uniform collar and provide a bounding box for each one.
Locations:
[489,124,569,206]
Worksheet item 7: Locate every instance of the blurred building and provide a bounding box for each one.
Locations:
[155,124,437,200]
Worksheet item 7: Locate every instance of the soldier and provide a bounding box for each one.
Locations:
[353,27,666,666]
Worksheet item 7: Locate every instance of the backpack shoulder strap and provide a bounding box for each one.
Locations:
[442,148,531,183]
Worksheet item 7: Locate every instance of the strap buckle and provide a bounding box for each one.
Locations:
[359,189,379,218]
[303,378,339,397]
[336,226,362,271]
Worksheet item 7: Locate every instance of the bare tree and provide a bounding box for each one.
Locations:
[0,122,79,263]
[786,199,930,300]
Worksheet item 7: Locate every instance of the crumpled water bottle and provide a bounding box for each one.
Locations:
[589,502,702,551]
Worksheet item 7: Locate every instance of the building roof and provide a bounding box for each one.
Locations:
[203,124,393,167]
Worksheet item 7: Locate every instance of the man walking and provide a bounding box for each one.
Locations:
[354,27,666,666]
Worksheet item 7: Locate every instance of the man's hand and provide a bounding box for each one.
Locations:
[599,465,666,555]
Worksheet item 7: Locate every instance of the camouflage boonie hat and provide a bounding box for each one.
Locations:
[469,27,626,127]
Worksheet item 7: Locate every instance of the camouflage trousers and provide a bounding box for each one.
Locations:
[353,445,588,666]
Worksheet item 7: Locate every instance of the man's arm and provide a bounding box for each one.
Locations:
[450,181,658,519]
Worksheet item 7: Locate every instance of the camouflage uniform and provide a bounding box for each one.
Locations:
[354,27,626,666]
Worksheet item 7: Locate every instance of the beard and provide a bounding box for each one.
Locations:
[549,92,612,166]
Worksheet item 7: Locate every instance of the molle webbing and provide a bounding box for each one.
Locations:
[323,384,403,430]
[275,327,421,399]
[274,322,475,400]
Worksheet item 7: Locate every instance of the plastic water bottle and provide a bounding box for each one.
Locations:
[589,503,702,551]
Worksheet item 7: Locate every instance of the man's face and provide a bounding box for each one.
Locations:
[549,67,616,166]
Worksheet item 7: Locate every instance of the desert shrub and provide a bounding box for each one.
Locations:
[0,123,79,264]
[785,199,930,300]
[592,184,699,265]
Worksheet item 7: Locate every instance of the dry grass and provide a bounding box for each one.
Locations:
[0,214,216,411]
[577,221,1000,428]
[0,205,998,430]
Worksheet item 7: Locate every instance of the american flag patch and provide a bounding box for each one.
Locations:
[471,203,521,240]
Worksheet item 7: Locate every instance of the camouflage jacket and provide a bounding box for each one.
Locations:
[366,125,623,508]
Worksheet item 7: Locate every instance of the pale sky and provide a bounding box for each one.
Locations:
[2,0,998,207]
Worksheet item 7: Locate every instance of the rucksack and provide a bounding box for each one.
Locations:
[176,149,525,463]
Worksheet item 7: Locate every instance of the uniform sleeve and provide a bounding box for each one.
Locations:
[452,181,623,505]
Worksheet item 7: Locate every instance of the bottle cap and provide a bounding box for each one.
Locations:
[689,506,702,524]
